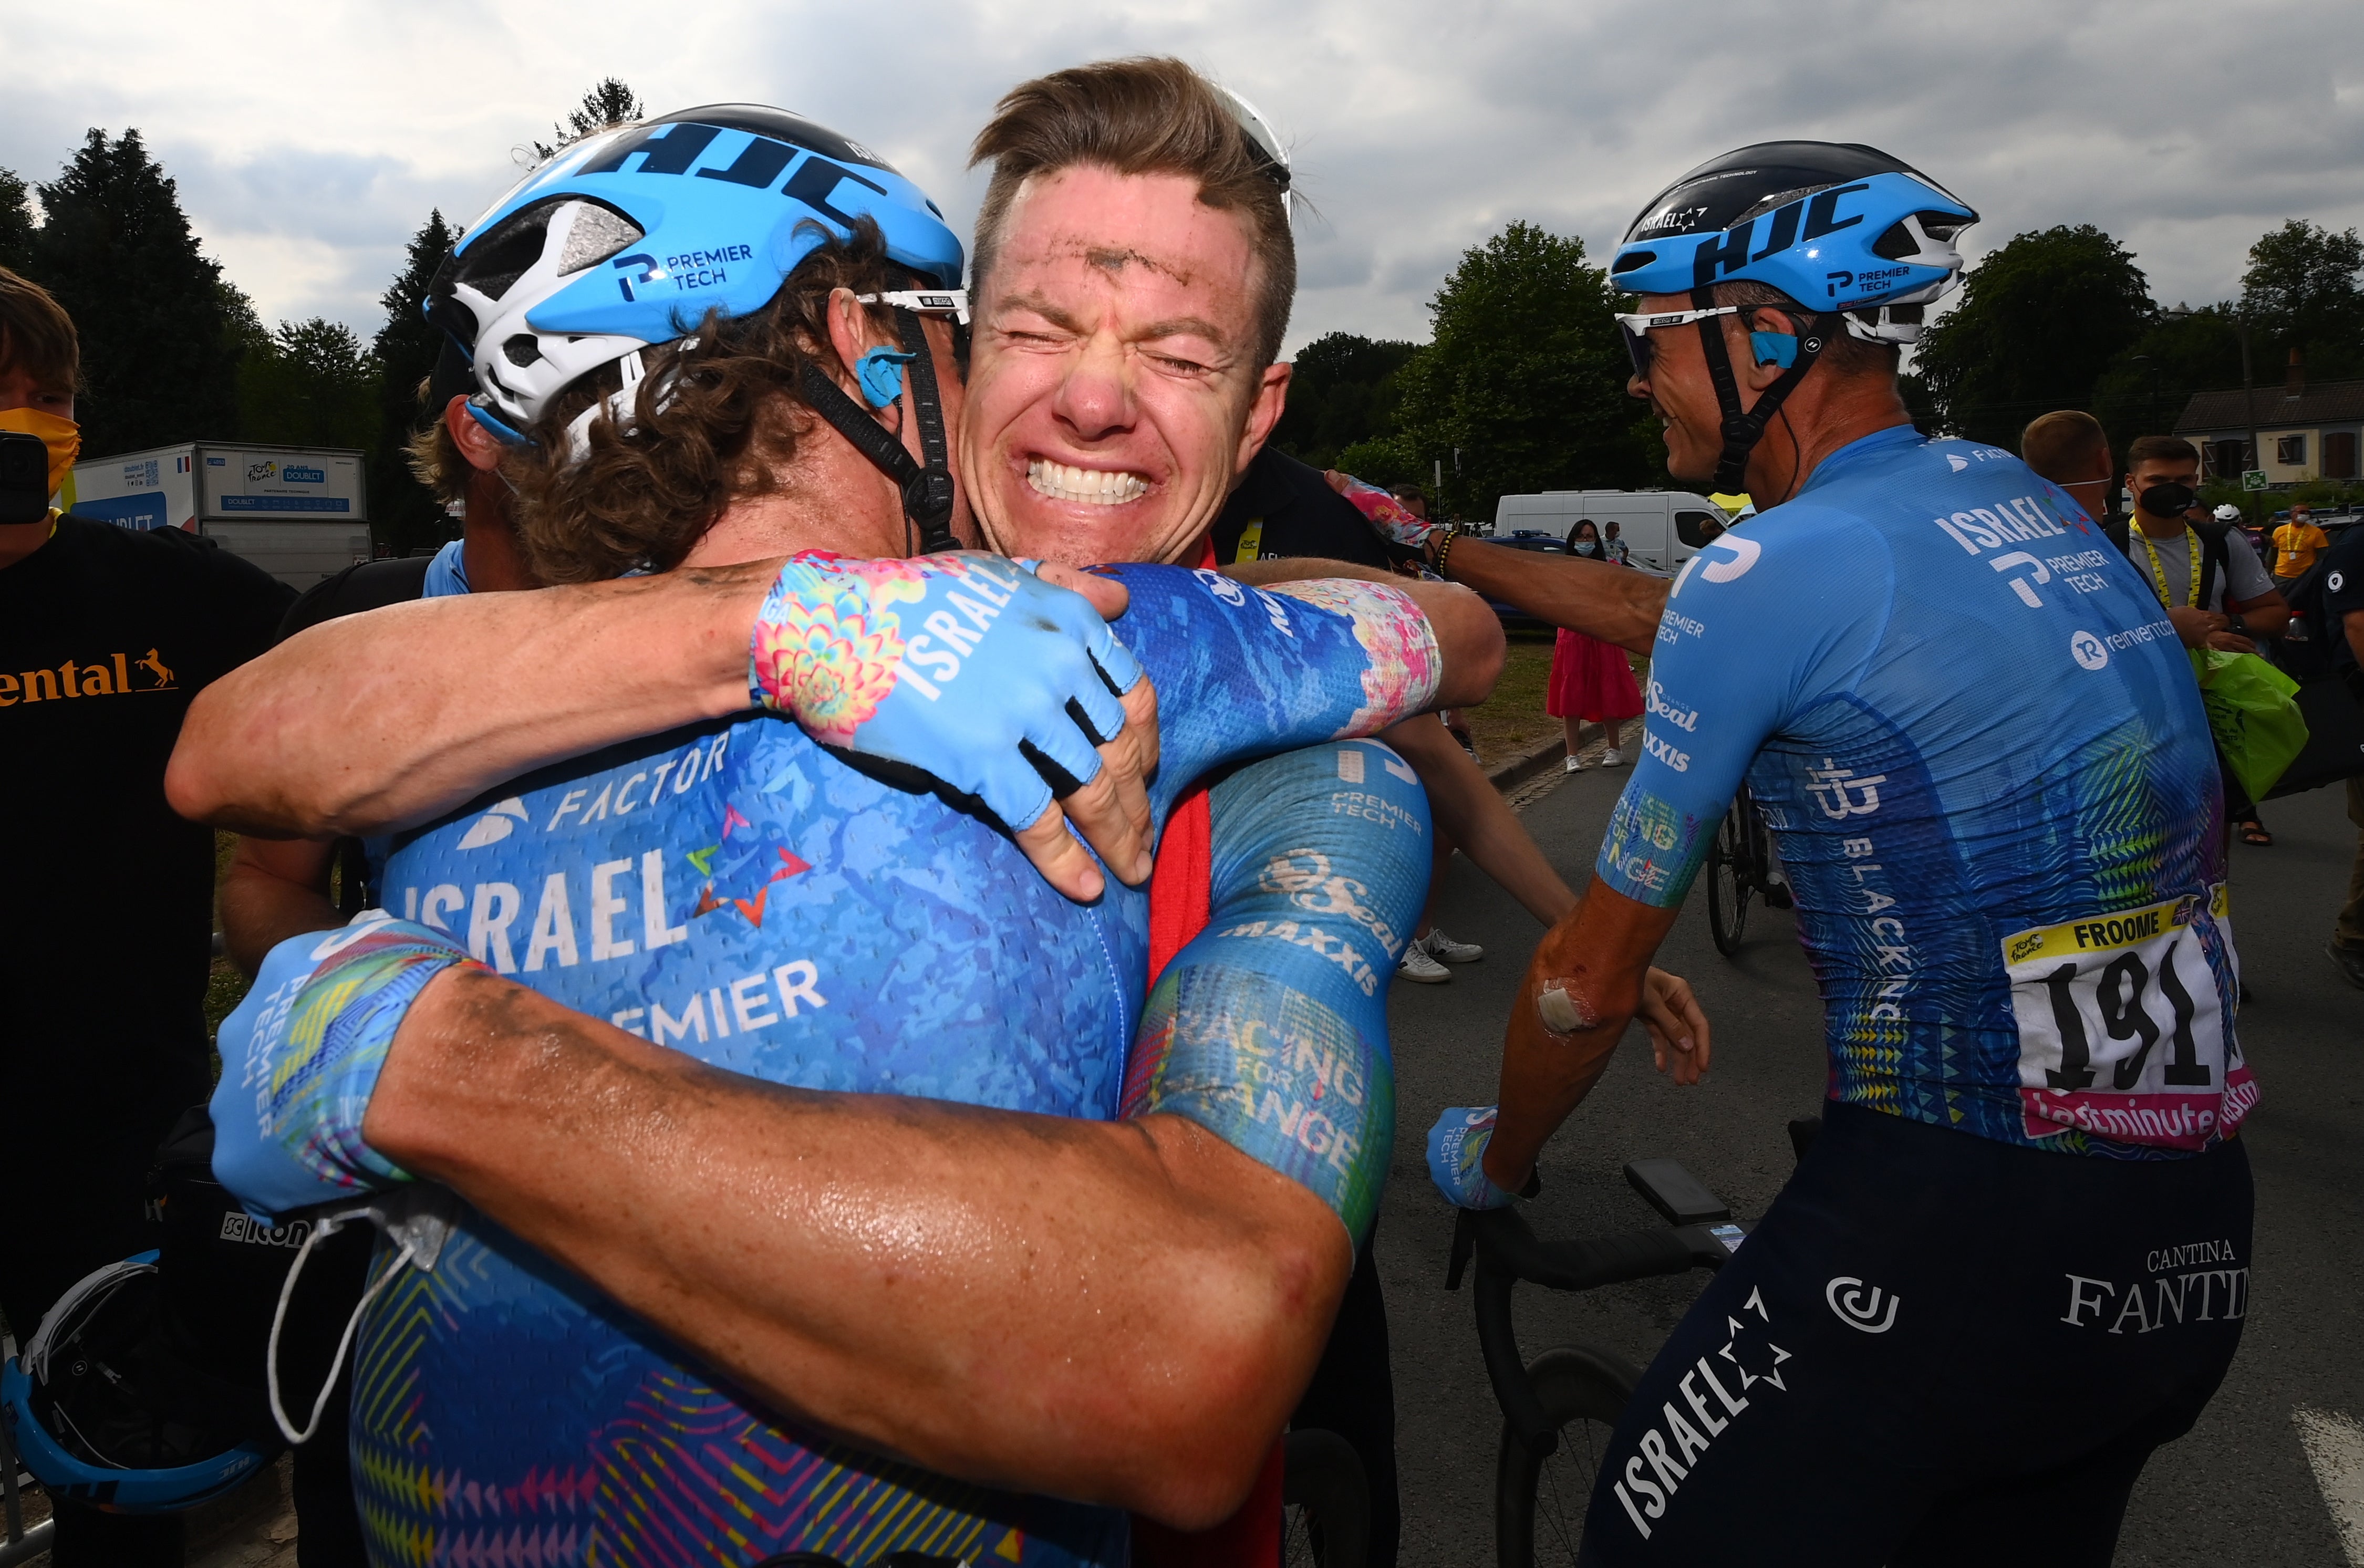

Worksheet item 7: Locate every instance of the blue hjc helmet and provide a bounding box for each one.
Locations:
[2,1254,278,1514]
[1609,141,1978,491]
[427,103,970,549]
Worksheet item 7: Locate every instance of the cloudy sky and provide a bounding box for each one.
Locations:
[5,0,2362,359]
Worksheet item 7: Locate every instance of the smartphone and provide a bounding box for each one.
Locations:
[0,430,51,526]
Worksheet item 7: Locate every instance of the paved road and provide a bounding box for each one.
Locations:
[1377,765,2363,1566]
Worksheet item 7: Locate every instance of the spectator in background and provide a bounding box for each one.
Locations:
[2316,520,2364,989]
[1548,520,1642,773]
[0,267,294,1566]
[2021,408,2115,522]
[2273,501,2330,591]
[1602,517,1632,565]
[219,344,535,967]
[2120,434,2289,849]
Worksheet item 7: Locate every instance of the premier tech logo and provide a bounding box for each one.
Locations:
[0,649,178,704]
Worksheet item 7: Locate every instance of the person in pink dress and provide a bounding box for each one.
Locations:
[1550,519,1644,771]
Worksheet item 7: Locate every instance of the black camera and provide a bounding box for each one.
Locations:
[0,429,53,525]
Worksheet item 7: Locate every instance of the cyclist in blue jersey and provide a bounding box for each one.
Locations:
[1428,143,2253,1565]
[178,83,1516,1567]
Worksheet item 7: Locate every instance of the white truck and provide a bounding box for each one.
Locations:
[63,442,372,589]
[1492,490,1731,573]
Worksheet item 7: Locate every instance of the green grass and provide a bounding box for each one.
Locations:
[208,829,250,1056]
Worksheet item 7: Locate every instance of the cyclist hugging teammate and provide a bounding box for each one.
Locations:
[1430,143,2252,1566]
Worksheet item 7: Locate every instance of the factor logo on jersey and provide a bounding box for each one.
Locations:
[457,797,530,848]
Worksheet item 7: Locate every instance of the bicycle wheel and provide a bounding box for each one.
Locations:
[1496,1344,1641,1568]
[1704,804,1753,957]
[1282,1427,1370,1568]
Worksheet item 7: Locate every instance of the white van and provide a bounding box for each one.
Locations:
[1492,490,1731,573]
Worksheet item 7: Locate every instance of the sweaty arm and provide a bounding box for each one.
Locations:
[169,558,1491,875]
[1482,543,1810,1193]
[1440,539,1670,656]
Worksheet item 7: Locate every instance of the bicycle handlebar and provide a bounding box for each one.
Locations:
[1448,1205,1741,1456]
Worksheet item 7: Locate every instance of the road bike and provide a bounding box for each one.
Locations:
[1445,1154,1772,1566]
[1703,784,1788,957]
[1281,1427,1369,1567]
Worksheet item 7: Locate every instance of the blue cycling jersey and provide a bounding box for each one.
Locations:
[349,565,1434,1567]
[1598,426,2251,1159]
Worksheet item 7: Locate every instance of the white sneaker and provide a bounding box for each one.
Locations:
[1601,748,1624,767]
[1423,928,1484,963]
[1564,753,1587,772]
[1398,944,1451,984]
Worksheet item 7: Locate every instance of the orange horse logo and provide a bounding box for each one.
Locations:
[137,648,175,688]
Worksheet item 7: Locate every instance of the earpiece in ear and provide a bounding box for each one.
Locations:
[855,347,919,409]
[1750,331,1799,371]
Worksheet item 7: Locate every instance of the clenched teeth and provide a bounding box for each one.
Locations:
[1028,458,1149,506]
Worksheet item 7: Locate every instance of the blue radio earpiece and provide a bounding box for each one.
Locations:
[1750,331,1799,370]
[856,347,919,409]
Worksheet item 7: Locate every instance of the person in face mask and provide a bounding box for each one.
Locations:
[0,267,295,1568]
[2118,434,2287,653]
[2118,433,2288,847]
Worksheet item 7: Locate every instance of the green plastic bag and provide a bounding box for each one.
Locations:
[2189,648,2309,801]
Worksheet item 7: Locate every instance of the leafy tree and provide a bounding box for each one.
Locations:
[0,169,33,276]
[2239,220,2364,381]
[533,79,647,161]
[28,129,241,456]
[370,210,462,555]
[1912,225,2154,446]
[1388,222,1655,522]
[2090,304,2245,449]
[1271,331,1418,471]
[237,318,380,452]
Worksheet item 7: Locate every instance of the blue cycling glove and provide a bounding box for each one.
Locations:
[749,551,1144,836]
[211,914,473,1221]
[1427,1105,1526,1210]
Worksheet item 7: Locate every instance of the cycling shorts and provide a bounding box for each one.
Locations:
[1580,1103,2252,1567]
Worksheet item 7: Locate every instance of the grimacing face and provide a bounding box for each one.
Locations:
[958,166,1288,567]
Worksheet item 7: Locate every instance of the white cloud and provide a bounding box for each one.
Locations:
[2,0,2359,353]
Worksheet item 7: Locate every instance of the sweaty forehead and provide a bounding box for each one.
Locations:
[992,169,1256,311]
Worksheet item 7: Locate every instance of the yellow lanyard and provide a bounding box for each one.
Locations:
[2138,524,2199,609]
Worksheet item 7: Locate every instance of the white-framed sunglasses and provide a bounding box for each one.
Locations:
[858,289,970,327]
[1613,306,1743,376]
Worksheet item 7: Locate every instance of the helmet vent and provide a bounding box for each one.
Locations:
[503,335,543,368]
[1612,251,1655,275]
[458,201,564,303]
[1735,185,1828,225]
[1873,213,1966,260]
[556,202,646,275]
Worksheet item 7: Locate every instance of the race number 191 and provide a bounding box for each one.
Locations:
[2004,886,2252,1150]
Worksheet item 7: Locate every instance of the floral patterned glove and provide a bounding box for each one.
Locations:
[749,552,1144,836]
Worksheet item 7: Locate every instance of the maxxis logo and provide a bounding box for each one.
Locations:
[2070,630,2109,671]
